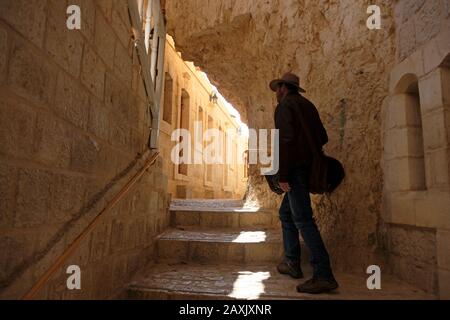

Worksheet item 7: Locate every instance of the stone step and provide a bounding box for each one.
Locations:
[156,228,287,264]
[170,208,277,229]
[127,263,436,300]
[170,199,245,209]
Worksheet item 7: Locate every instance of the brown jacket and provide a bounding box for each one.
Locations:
[274,92,328,182]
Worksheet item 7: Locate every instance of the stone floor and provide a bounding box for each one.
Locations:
[128,263,434,300]
[126,199,436,300]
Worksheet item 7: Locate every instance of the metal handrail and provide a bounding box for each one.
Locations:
[22,151,160,300]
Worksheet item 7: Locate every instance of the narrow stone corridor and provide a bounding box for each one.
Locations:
[126,199,434,300]
[1,0,449,301]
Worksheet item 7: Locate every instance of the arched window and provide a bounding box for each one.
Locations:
[403,80,426,191]
[385,74,426,191]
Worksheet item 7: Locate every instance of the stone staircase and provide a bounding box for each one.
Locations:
[126,200,435,300]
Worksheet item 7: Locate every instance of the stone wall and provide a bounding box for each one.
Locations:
[0,0,169,299]
[382,0,450,296]
[394,0,450,62]
[165,0,397,272]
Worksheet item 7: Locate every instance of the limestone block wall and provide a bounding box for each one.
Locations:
[159,37,248,200]
[164,0,397,273]
[394,0,450,61]
[0,0,170,299]
[382,0,450,297]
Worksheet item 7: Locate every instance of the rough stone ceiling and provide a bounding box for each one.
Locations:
[165,0,394,128]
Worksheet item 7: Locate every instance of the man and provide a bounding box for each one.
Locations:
[269,72,339,294]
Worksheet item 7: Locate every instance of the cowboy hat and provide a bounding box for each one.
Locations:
[269,72,306,93]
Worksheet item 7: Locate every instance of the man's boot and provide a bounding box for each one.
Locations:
[296,277,339,294]
[277,260,304,279]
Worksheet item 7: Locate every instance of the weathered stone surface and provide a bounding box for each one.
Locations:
[389,253,439,294]
[105,73,130,123]
[90,221,111,262]
[397,18,417,62]
[446,108,450,149]
[0,234,36,286]
[437,229,450,269]
[114,40,133,85]
[422,111,447,151]
[128,262,435,300]
[111,6,130,50]
[0,98,36,160]
[439,269,450,299]
[15,168,53,227]
[384,127,425,160]
[109,121,131,150]
[54,72,90,130]
[70,131,100,174]
[72,0,96,41]
[395,0,449,62]
[0,0,46,48]
[127,251,147,275]
[95,9,116,69]
[110,218,127,254]
[7,41,57,106]
[387,224,439,293]
[81,46,106,100]
[0,163,16,228]
[384,94,422,130]
[111,257,128,290]
[95,0,113,21]
[34,114,71,169]
[415,0,443,47]
[171,208,274,229]
[419,69,446,114]
[50,174,86,223]
[425,147,450,188]
[389,225,437,262]
[113,0,132,31]
[399,0,425,23]
[88,96,111,141]
[45,0,84,78]
[126,217,147,249]
[156,228,282,264]
[0,26,8,83]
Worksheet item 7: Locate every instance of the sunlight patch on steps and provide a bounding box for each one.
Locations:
[228,271,271,300]
[232,231,267,243]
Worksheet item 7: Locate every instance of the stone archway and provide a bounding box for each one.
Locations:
[384,73,426,192]
[164,1,399,274]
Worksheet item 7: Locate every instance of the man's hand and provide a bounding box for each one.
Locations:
[279,182,291,193]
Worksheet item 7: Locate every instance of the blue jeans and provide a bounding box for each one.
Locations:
[279,167,334,280]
